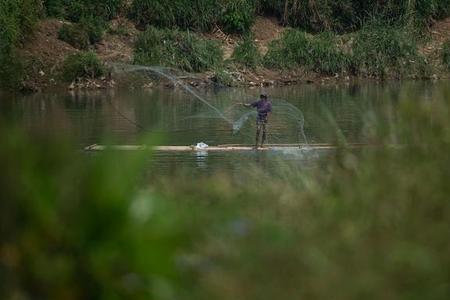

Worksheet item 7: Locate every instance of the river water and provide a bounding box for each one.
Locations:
[0,81,442,175]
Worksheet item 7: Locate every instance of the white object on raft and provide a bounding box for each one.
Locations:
[195,142,209,150]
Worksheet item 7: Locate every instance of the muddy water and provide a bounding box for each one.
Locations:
[0,81,442,175]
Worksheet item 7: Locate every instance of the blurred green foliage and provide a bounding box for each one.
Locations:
[0,127,196,300]
[61,52,105,81]
[1,85,450,299]
[134,26,223,72]
[156,86,450,299]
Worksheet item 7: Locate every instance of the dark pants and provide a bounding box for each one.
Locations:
[255,116,268,147]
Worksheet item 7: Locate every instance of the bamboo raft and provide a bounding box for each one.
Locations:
[84,143,370,152]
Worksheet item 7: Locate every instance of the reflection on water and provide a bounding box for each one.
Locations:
[1,81,445,174]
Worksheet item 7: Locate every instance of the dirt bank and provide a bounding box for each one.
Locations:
[18,16,450,92]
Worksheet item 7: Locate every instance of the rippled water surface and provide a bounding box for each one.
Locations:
[1,81,442,175]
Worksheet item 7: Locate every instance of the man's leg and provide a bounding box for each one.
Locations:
[255,122,261,149]
[261,122,267,148]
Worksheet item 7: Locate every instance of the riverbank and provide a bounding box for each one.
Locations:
[3,1,450,93]
[14,17,339,91]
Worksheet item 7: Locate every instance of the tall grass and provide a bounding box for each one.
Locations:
[43,0,123,21]
[264,29,349,75]
[129,0,220,32]
[220,0,256,33]
[232,35,261,68]
[130,0,256,33]
[134,26,223,72]
[352,24,428,78]
[258,0,450,32]
[442,40,450,70]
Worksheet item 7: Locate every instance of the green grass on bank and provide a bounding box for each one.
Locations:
[259,0,450,32]
[264,30,350,75]
[58,17,105,50]
[61,52,104,81]
[353,24,428,78]
[129,0,256,33]
[3,0,450,92]
[231,35,261,69]
[264,24,429,79]
[0,0,41,90]
[443,40,450,70]
[1,85,450,299]
[134,26,223,73]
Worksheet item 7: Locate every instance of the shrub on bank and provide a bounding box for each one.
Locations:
[264,30,349,75]
[134,27,223,72]
[58,17,105,49]
[61,52,104,81]
[352,24,427,78]
[47,1,119,47]
[442,40,450,70]
[220,0,256,33]
[58,23,90,49]
[0,0,41,90]
[232,35,261,68]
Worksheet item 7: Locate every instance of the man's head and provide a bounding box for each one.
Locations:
[260,93,268,100]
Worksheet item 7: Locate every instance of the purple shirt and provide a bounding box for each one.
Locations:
[251,99,272,119]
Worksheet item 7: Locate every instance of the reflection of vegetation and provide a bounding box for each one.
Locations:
[1,88,449,299]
